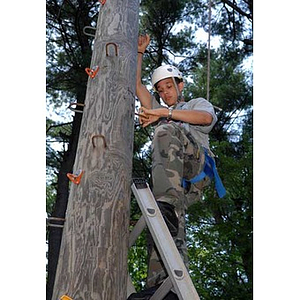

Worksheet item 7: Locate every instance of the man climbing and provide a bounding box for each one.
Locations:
[128,34,225,300]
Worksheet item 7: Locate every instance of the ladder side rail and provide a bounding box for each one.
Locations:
[127,275,137,296]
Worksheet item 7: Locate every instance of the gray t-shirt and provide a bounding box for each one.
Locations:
[150,95,217,150]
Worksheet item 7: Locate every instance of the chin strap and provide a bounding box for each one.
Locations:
[172,77,182,104]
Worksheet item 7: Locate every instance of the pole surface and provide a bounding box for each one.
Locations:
[52,0,139,299]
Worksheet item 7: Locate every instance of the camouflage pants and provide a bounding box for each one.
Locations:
[146,121,207,288]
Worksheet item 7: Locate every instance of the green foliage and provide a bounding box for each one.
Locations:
[46,0,97,215]
[139,0,196,67]
[132,125,152,180]
[46,0,97,104]
[186,134,253,298]
[128,230,148,290]
[46,182,57,217]
[211,0,252,47]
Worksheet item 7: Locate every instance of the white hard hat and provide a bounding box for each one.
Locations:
[151,65,183,90]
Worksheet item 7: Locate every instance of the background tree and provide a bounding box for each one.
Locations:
[185,47,253,298]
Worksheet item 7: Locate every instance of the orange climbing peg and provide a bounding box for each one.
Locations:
[99,0,106,4]
[60,296,72,300]
[85,66,99,78]
[67,170,84,185]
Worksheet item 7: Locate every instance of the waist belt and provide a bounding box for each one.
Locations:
[182,150,226,198]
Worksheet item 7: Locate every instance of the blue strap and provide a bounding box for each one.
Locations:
[182,151,226,198]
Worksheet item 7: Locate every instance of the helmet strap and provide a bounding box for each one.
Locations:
[172,77,182,104]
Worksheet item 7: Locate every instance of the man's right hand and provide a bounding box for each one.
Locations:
[138,34,150,54]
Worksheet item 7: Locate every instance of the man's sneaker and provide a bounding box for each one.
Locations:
[127,285,158,300]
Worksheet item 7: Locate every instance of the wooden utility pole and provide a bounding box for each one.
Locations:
[52,0,139,299]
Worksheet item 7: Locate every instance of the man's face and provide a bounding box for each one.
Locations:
[156,77,184,106]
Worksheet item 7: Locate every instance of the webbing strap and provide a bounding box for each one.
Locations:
[182,151,226,198]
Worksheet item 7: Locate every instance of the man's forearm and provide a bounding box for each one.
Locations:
[135,53,152,108]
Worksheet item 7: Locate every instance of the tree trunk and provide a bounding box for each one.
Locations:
[52,0,139,299]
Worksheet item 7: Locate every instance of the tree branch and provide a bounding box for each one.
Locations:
[46,122,73,134]
[220,0,252,20]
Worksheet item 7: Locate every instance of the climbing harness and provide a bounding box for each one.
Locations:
[182,149,226,198]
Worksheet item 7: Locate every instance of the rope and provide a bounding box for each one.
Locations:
[207,0,212,101]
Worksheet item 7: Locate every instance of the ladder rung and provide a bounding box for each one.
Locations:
[129,216,146,247]
[150,277,172,300]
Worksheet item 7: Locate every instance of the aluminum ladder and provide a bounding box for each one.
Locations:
[127,178,200,300]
